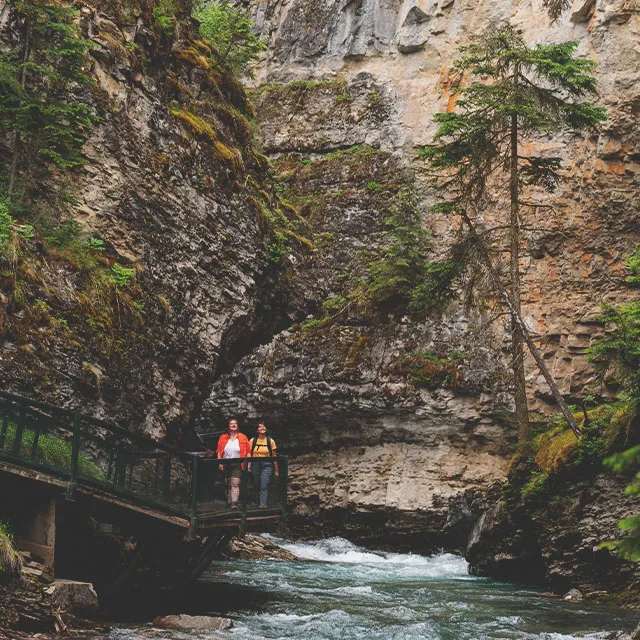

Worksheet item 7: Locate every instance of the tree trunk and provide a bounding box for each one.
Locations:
[8,19,32,199]
[509,105,531,448]
[461,210,581,439]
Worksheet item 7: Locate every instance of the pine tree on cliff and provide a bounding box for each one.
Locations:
[543,0,572,22]
[421,25,606,447]
[0,0,96,200]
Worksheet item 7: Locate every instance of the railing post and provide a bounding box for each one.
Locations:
[30,425,41,461]
[116,445,127,488]
[154,457,161,496]
[66,413,81,501]
[106,435,116,482]
[0,412,8,452]
[280,456,288,532]
[12,403,25,457]
[188,455,199,540]
[239,458,249,538]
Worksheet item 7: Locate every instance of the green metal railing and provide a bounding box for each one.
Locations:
[0,391,288,534]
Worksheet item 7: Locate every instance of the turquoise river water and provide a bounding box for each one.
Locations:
[99,536,638,640]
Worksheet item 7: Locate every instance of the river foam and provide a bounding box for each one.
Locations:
[91,537,637,640]
[264,535,470,576]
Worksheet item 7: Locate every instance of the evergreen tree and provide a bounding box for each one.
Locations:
[0,0,96,199]
[422,25,606,447]
[365,189,434,307]
[602,445,640,560]
[590,251,640,562]
[543,0,572,22]
[589,247,640,398]
[192,0,266,77]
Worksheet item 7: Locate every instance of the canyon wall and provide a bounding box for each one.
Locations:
[1,0,639,584]
[200,0,640,553]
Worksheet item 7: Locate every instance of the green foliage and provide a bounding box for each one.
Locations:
[299,317,331,333]
[422,25,606,446]
[362,189,457,312]
[590,249,640,560]
[0,199,15,249]
[44,217,81,247]
[366,91,382,106]
[87,237,105,252]
[15,223,34,240]
[297,188,459,332]
[588,304,640,396]
[192,0,266,77]
[0,521,22,582]
[532,399,636,476]
[521,470,549,502]
[153,0,177,35]
[366,181,384,193]
[576,416,611,468]
[394,349,464,389]
[409,261,460,312]
[322,294,347,313]
[423,25,606,211]
[110,263,135,288]
[603,446,640,560]
[587,246,640,394]
[258,201,290,264]
[0,0,98,190]
[363,190,430,305]
[2,422,104,479]
[0,522,12,541]
[626,246,640,285]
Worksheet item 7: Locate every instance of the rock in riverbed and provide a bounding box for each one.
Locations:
[153,614,233,632]
[45,580,100,618]
[227,534,300,560]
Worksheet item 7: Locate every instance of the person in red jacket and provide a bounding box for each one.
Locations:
[216,418,250,509]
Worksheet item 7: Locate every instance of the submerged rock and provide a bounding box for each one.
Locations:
[563,588,583,602]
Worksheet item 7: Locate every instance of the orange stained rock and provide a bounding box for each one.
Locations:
[595,160,627,175]
[446,91,460,113]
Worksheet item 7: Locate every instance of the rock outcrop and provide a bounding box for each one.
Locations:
[194,0,640,550]
[0,0,296,440]
[462,472,640,593]
[227,534,300,560]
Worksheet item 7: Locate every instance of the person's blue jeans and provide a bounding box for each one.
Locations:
[252,461,274,508]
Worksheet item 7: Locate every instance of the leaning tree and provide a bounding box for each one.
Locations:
[421,25,606,447]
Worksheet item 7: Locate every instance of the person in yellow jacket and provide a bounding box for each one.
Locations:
[248,422,279,508]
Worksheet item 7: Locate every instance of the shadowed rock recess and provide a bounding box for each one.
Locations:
[1,0,639,594]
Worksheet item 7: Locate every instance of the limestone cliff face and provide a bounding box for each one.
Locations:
[198,0,640,551]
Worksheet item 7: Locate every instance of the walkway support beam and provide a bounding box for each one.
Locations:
[66,412,80,501]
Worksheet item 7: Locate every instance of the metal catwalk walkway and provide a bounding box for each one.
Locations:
[0,390,288,537]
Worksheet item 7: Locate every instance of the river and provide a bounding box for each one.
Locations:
[97,536,638,640]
